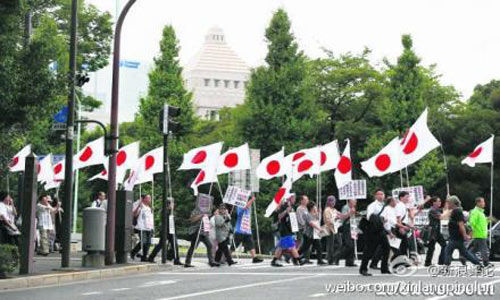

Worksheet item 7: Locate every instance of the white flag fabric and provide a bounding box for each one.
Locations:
[361,137,402,177]
[37,154,54,183]
[461,135,494,167]
[264,177,293,217]
[319,140,340,173]
[285,147,321,182]
[44,179,61,191]
[178,142,223,170]
[190,166,219,196]
[74,137,105,169]
[9,145,32,172]
[53,160,65,181]
[88,169,108,182]
[334,139,353,189]
[102,141,140,184]
[400,108,440,168]
[256,148,288,180]
[217,143,251,175]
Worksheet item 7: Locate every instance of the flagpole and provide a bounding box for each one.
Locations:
[405,166,410,187]
[400,170,404,188]
[151,179,154,209]
[490,159,494,249]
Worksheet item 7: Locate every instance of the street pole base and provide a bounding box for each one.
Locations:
[116,252,129,264]
[82,252,105,268]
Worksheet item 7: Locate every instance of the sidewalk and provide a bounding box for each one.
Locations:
[0,249,271,291]
[0,251,175,291]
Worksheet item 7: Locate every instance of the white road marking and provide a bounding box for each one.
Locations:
[157,275,325,300]
[139,280,177,288]
[309,292,328,298]
[112,288,131,292]
[82,291,103,296]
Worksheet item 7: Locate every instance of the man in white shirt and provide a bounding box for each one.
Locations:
[0,192,20,246]
[394,191,415,257]
[91,191,108,212]
[37,194,55,256]
[360,189,391,276]
[130,195,154,262]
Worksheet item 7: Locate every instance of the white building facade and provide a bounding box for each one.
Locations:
[184,27,250,120]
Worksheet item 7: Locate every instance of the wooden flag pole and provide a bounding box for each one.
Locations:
[490,160,494,248]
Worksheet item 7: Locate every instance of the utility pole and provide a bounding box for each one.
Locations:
[61,0,78,268]
[160,105,180,264]
[106,0,137,265]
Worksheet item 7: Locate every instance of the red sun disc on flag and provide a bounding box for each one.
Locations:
[54,163,63,175]
[9,157,19,168]
[195,170,205,185]
[375,154,391,171]
[403,133,418,155]
[192,150,207,164]
[469,147,482,158]
[145,155,155,171]
[79,146,93,162]
[101,169,107,175]
[293,152,305,161]
[274,187,286,203]
[298,160,313,172]
[266,160,280,175]
[224,153,238,168]
[116,150,127,166]
[337,156,352,174]
[320,152,327,166]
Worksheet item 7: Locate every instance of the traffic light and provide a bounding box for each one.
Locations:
[159,104,181,135]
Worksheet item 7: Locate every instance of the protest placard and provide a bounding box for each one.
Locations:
[392,186,425,208]
[197,193,213,214]
[339,180,367,200]
[223,185,251,208]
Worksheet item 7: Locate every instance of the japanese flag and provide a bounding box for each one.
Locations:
[319,140,340,172]
[256,148,288,180]
[123,147,163,190]
[286,147,321,182]
[400,108,440,168]
[44,179,61,191]
[37,154,54,183]
[123,168,154,191]
[9,145,32,172]
[191,166,218,196]
[264,177,293,217]
[112,141,140,184]
[361,137,402,177]
[74,137,105,169]
[217,143,251,175]
[53,160,65,181]
[88,168,108,182]
[334,139,353,189]
[178,142,223,170]
[461,135,494,167]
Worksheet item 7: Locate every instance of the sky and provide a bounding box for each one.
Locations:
[88,0,500,100]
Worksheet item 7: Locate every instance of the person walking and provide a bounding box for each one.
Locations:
[214,204,237,265]
[130,195,154,262]
[424,197,449,266]
[323,196,340,265]
[468,197,491,266]
[233,195,263,263]
[331,199,358,267]
[0,192,20,246]
[184,206,219,268]
[443,196,481,266]
[359,189,391,276]
[36,194,56,256]
[299,201,327,265]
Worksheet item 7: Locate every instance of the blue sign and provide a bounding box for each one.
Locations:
[53,106,68,123]
[120,60,140,69]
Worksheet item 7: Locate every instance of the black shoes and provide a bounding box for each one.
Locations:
[346,263,358,267]
[381,270,391,274]
[252,257,264,263]
[360,270,372,276]
[271,259,283,267]
[209,262,221,267]
[228,261,238,266]
[184,264,194,268]
[173,260,184,266]
[369,264,380,270]
[318,260,327,266]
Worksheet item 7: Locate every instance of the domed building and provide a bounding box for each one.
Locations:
[184,27,250,120]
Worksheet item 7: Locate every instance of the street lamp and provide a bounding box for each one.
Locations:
[105,0,137,265]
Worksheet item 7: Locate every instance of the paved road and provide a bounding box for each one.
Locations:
[2,259,500,300]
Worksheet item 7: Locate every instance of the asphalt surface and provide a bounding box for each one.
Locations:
[1,258,500,300]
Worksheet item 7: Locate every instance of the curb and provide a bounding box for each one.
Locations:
[0,263,174,292]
